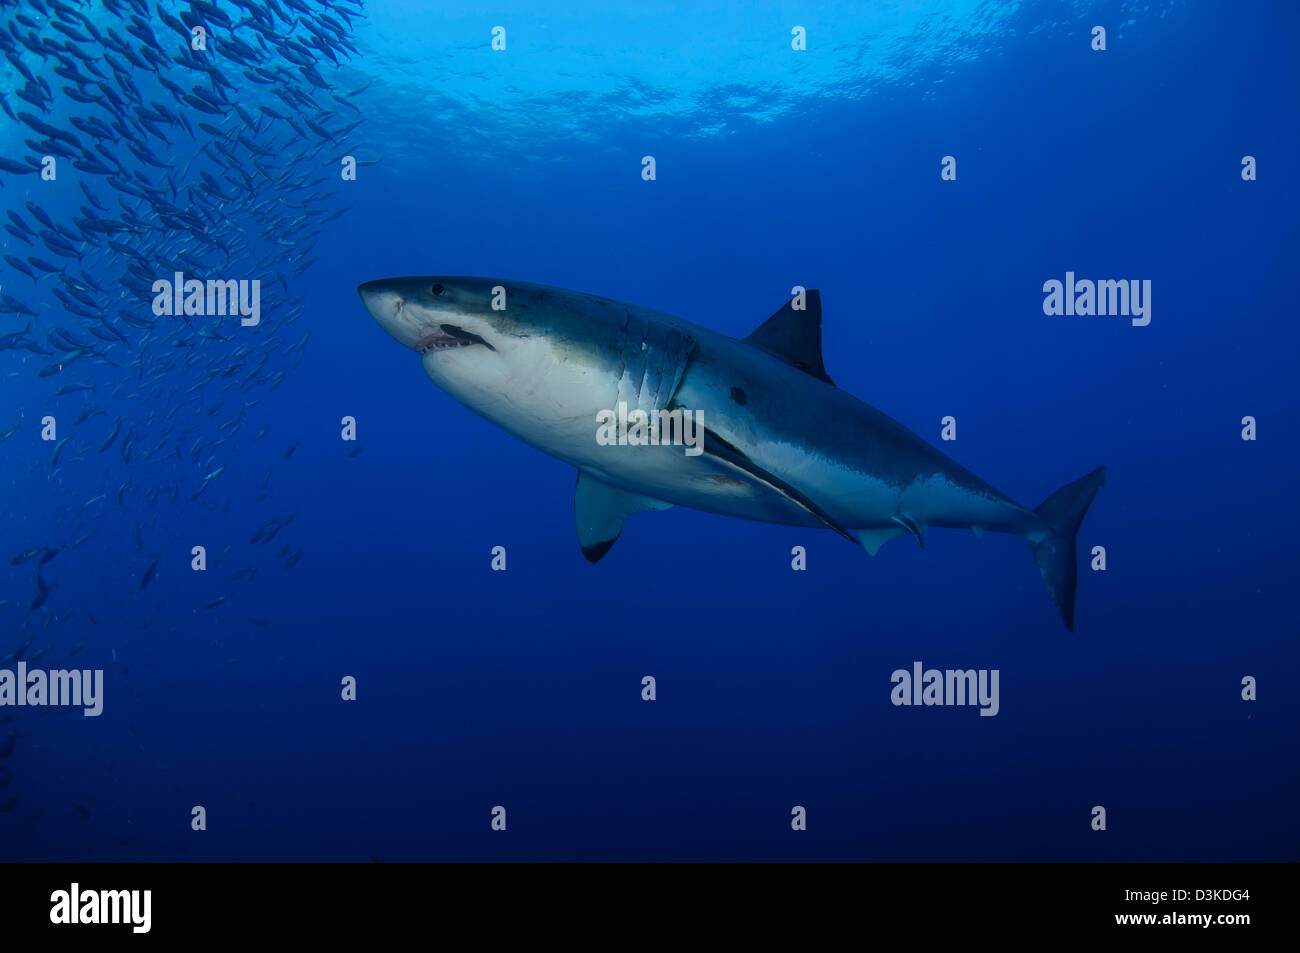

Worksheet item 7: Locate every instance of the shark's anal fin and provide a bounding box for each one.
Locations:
[744,289,835,386]
[702,428,857,544]
[574,472,673,563]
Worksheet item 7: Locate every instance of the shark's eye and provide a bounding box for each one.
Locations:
[431,283,445,296]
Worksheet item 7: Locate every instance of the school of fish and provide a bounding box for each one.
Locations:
[0,0,370,834]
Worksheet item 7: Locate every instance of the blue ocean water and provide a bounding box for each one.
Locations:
[1,0,1297,861]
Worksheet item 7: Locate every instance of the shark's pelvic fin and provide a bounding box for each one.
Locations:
[574,472,673,563]
[890,513,926,548]
[743,289,835,386]
[855,526,905,556]
[702,427,856,543]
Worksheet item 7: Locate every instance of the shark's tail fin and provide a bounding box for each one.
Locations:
[1028,466,1106,631]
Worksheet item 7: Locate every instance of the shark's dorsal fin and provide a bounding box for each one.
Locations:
[744,290,835,386]
[574,472,673,562]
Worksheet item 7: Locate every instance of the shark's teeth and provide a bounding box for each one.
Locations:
[414,331,472,353]
[415,324,496,353]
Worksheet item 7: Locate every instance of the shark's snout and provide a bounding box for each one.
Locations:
[358,277,498,354]
[358,280,422,349]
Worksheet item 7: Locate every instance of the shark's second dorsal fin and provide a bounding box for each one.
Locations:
[744,290,835,386]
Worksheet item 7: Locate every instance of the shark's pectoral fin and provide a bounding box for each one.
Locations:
[701,428,857,544]
[574,472,673,563]
[855,526,905,556]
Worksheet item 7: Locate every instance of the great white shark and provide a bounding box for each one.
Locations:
[358,278,1106,630]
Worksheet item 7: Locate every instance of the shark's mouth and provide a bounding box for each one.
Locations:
[415,324,496,354]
